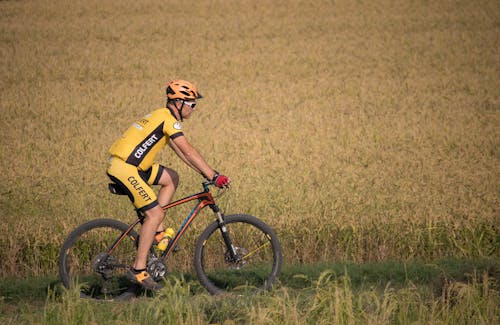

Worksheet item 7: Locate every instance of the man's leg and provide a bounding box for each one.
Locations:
[133,206,163,270]
[133,168,179,270]
[155,168,179,231]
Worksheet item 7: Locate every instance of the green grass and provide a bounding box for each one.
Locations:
[1,259,498,324]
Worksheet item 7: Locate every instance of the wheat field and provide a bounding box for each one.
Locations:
[0,0,498,277]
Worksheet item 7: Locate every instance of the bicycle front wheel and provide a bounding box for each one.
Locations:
[58,219,139,300]
[194,214,283,295]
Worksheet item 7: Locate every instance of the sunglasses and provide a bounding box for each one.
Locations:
[183,101,196,109]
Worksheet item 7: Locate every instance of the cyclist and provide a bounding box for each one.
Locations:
[107,80,230,291]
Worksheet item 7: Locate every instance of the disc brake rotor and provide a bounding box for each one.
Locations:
[224,247,249,269]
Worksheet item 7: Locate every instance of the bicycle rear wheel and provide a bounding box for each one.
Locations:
[58,219,139,300]
[194,214,282,295]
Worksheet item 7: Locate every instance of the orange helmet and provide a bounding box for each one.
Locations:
[166,80,203,100]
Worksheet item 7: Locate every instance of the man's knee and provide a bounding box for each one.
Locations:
[161,168,179,188]
[144,205,164,222]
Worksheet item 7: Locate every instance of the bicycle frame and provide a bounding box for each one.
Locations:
[107,182,238,264]
[157,182,219,259]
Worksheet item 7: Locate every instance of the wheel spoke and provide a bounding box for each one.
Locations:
[242,241,271,260]
[194,214,282,295]
[59,219,139,300]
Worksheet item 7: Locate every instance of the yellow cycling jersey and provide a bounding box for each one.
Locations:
[109,108,184,171]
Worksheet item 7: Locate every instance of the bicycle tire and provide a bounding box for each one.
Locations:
[58,218,139,300]
[194,214,283,295]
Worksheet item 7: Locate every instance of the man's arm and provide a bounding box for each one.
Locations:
[169,135,217,180]
[168,139,201,173]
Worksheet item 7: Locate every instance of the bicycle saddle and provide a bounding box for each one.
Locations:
[108,183,128,195]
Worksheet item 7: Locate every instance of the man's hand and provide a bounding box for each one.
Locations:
[212,173,231,188]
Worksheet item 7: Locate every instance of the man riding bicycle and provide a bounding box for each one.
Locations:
[107,80,230,290]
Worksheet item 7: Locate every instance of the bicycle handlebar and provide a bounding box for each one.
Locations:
[202,180,231,193]
[202,181,213,191]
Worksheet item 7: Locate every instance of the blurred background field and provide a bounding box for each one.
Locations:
[0,0,498,278]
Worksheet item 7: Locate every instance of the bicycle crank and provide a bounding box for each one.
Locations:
[147,257,167,281]
[92,252,114,279]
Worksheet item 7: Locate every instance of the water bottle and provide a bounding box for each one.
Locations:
[156,228,175,251]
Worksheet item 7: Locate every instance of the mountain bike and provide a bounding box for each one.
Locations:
[58,181,282,300]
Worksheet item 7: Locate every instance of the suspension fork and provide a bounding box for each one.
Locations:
[210,204,241,261]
